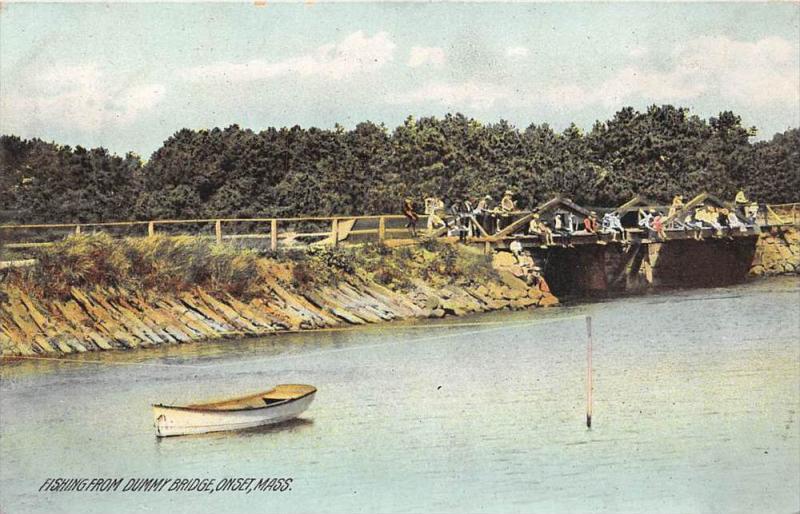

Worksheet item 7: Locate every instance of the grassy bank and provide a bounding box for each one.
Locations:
[0,235,554,356]
[2,234,498,300]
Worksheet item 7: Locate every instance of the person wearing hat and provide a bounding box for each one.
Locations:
[668,194,684,219]
[424,196,446,233]
[498,190,515,233]
[500,190,515,212]
[402,197,419,237]
[528,213,554,246]
[529,265,551,293]
[476,195,493,234]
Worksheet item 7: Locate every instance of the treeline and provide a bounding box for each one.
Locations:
[1,105,798,224]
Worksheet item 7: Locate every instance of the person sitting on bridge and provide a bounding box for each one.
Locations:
[601,212,624,241]
[684,211,704,240]
[668,194,684,219]
[718,208,734,238]
[696,205,723,235]
[528,214,554,247]
[402,197,419,237]
[583,211,599,234]
[726,208,747,233]
[744,202,760,227]
[651,212,668,240]
[638,208,654,230]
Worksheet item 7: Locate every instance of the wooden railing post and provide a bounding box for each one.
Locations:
[75,225,81,235]
[147,221,155,237]
[331,219,339,247]
[378,216,386,241]
[215,220,222,244]
[270,219,278,251]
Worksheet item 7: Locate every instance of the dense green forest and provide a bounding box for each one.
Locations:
[1,105,798,224]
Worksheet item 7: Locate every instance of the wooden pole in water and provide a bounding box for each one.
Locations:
[586,315,593,429]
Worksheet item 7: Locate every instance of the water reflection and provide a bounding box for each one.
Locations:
[1,277,798,514]
[154,418,316,445]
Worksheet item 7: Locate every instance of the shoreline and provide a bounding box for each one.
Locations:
[1,226,796,359]
[3,274,797,367]
[0,238,558,357]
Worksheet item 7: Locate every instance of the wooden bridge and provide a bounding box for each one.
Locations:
[1,195,798,258]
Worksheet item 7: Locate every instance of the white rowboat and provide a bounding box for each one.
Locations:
[153,384,316,437]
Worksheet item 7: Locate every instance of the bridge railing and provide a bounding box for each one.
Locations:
[0,214,431,255]
[1,203,798,258]
[762,203,800,226]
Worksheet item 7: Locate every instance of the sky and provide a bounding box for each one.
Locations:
[1,2,799,158]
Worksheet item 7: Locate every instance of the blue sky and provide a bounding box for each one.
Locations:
[1,2,798,158]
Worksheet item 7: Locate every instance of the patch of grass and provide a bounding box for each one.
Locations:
[3,234,499,300]
[6,234,262,299]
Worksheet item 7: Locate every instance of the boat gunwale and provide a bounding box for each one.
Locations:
[152,387,316,413]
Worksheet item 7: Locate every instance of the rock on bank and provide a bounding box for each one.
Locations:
[0,242,557,357]
[749,226,800,276]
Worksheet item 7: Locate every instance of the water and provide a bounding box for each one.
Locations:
[1,277,799,513]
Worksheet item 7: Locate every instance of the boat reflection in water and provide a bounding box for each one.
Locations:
[153,384,317,437]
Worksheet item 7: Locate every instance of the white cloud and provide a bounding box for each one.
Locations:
[591,35,799,107]
[407,46,446,68]
[0,64,165,133]
[628,46,648,58]
[184,31,396,83]
[391,36,798,115]
[505,46,530,59]
[390,81,513,110]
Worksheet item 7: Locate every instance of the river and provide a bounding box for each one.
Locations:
[1,277,798,513]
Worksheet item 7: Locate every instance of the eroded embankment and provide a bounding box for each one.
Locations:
[750,226,800,276]
[0,236,557,357]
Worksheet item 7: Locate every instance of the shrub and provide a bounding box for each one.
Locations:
[8,234,263,299]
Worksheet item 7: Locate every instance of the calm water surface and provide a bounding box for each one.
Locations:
[1,277,799,513]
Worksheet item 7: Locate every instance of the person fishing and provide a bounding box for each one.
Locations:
[668,194,684,219]
[476,195,493,235]
[498,190,515,232]
[583,211,599,234]
[402,197,419,237]
[602,212,624,241]
[554,212,573,247]
[425,196,446,233]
